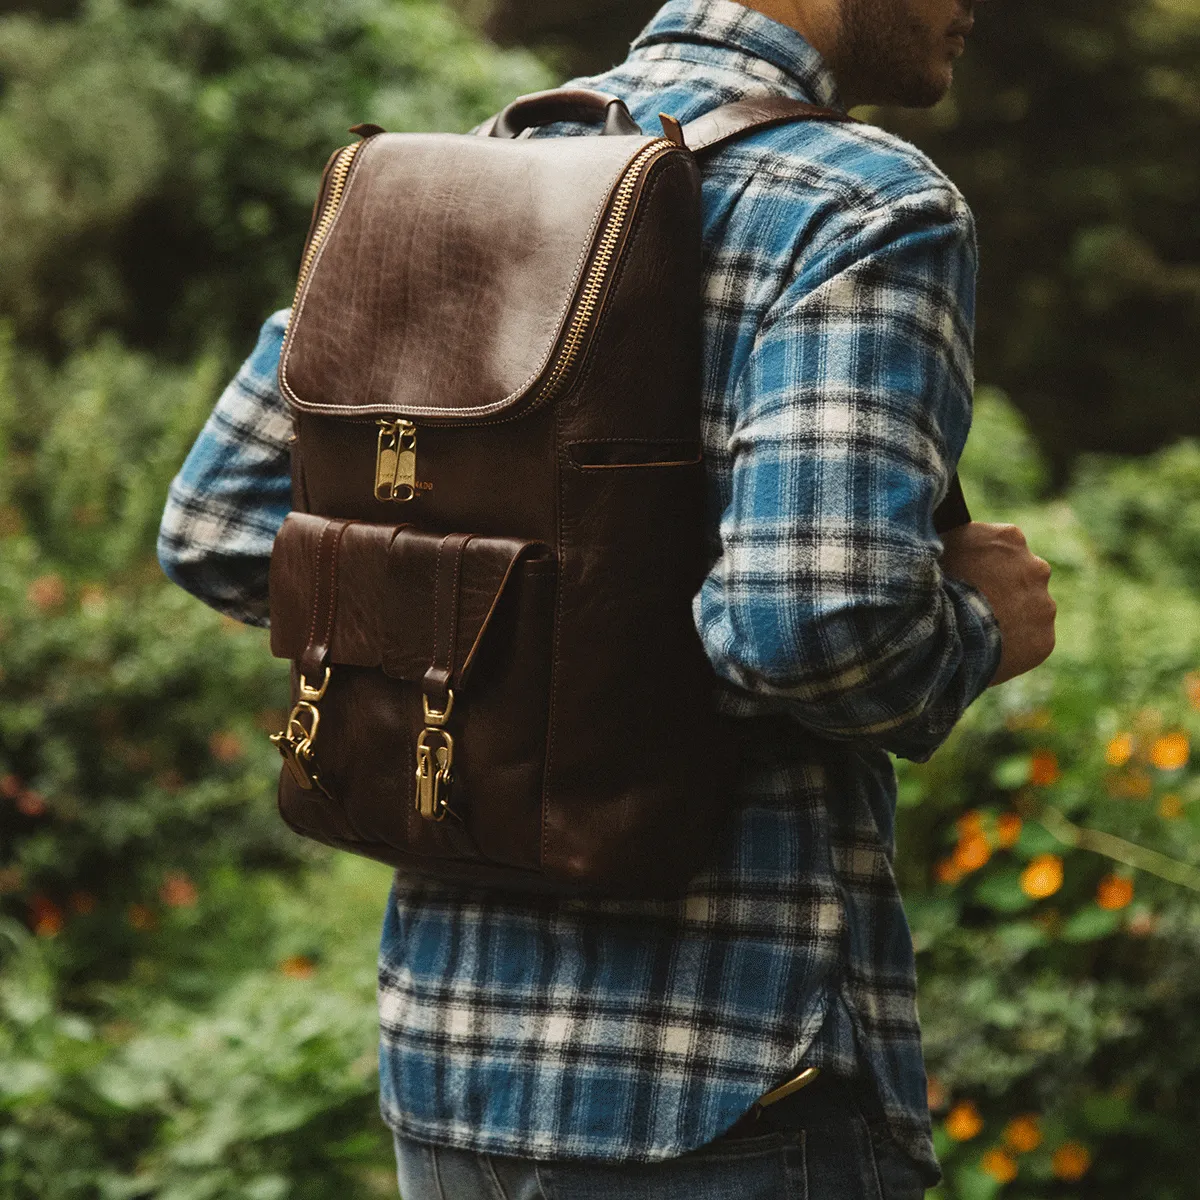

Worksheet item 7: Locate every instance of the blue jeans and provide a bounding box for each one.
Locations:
[392,1081,927,1199]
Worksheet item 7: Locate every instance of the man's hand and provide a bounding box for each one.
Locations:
[941,523,1056,686]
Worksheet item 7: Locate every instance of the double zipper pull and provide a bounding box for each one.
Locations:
[414,689,455,821]
[270,670,333,794]
[375,419,417,502]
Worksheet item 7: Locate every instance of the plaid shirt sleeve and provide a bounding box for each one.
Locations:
[156,309,293,627]
[695,183,1002,762]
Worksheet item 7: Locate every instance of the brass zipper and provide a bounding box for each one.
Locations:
[291,141,364,309]
[529,138,675,410]
[375,418,418,501]
[288,134,678,502]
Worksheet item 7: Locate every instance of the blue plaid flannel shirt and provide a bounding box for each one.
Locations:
[158,0,1001,1180]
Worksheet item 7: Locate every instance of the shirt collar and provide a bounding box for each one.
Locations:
[629,0,844,111]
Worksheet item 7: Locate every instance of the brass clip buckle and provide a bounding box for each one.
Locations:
[414,688,455,821]
[270,669,332,793]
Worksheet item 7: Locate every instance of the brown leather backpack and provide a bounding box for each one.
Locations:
[266,90,886,897]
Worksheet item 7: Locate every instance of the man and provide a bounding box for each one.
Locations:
[158,0,1055,1195]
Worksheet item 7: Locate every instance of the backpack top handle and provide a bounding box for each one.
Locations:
[488,88,642,139]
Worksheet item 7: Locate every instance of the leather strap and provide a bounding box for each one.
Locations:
[422,532,474,708]
[489,89,642,139]
[300,518,355,681]
[678,96,851,157]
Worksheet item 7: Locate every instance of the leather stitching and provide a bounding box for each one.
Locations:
[279,141,374,410]
[304,521,332,654]
[280,142,646,420]
[318,521,346,657]
[430,534,450,679]
[446,534,468,682]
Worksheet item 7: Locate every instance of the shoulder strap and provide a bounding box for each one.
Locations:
[675,96,851,157]
[674,96,972,533]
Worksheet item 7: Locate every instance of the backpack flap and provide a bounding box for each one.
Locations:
[278,130,683,424]
[268,513,556,869]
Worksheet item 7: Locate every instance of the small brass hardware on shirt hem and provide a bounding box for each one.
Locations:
[755,1066,821,1111]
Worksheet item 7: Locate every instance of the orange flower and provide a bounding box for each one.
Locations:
[280,954,317,980]
[996,813,1023,848]
[935,857,964,885]
[208,731,246,763]
[15,789,46,817]
[1052,1141,1092,1181]
[1159,793,1184,820]
[1150,732,1190,772]
[954,833,992,873]
[927,1076,948,1112]
[945,1101,984,1142]
[981,1147,1018,1183]
[1003,1114,1042,1153]
[1020,854,1064,900]
[69,891,97,915]
[1185,672,1200,711]
[0,774,20,798]
[159,872,198,908]
[1029,750,1060,787]
[956,810,985,838]
[26,574,66,613]
[1106,769,1152,799]
[1096,874,1134,911]
[1105,732,1134,768]
[30,895,64,938]
[127,903,157,931]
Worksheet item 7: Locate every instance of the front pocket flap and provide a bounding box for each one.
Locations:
[269,513,552,689]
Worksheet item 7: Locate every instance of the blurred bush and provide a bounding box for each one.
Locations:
[898,391,1200,1200]
[2,1,1200,1197]
[0,0,550,362]
[0,1,549,1195]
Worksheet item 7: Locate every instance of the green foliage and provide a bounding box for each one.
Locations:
[870,0,1200,467]
[0,0,551,360]
[0,2,549,1193]
[897,397,1200,1198]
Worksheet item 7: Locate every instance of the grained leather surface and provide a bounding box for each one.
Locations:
[270,93,877,895]
[270,514,557,872]
[281,132,674,422]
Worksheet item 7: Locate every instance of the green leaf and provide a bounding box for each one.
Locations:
[973,868,1036,913]
[992,755,1032,790]
[1060,905,1122,943]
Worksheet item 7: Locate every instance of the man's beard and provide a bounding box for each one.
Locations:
[835,0,952,108]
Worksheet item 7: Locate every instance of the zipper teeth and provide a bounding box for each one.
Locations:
[532,139,674,410]
[291,142,363,308]
[291,137,674,423]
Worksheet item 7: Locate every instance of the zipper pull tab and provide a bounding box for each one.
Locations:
[375,419,418,502]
